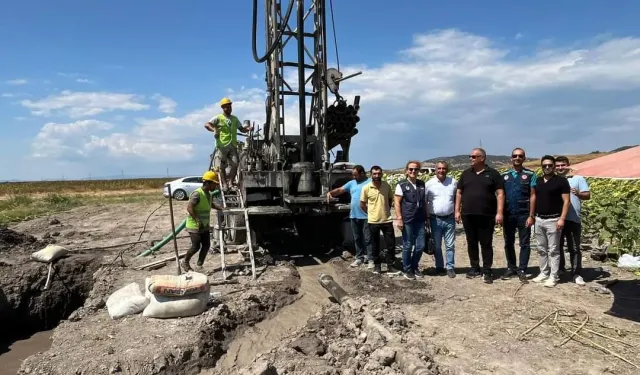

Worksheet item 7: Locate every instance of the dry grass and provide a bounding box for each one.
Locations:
[0,178,174,197]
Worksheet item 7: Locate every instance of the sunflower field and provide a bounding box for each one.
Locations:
[383,169,640,256]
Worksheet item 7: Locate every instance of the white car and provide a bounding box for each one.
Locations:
[163,176,203,200]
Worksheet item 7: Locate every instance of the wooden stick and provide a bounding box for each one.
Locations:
[134,251,188,270]
[209,279,240,286]
[556,324,639,369]
[70,236,190,252]
[518,309,559,340]
[558,322,636,347]
[167,185,182,276]
[557,312,589,347]
[43,263,53,290]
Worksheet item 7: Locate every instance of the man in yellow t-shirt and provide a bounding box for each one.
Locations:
[204,97,253,189]
[360,165,401,276]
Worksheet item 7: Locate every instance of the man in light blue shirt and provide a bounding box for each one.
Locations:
[555,156,590,285]
[327,165,372,267]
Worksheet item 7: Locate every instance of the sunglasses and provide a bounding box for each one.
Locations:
[512,154,525,159]
[407,168,418,172]
[469,155,481,159]
[542,164,554,168]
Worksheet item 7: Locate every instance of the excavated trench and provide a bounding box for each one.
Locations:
[0,227,102,373]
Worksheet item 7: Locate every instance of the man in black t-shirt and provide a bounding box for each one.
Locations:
[455,148,505,283]
[532,155,570,288]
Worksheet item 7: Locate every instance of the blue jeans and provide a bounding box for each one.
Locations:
[502,213,531,272]
[430,215,456,270]
[350,218,371,261]
[401,220,426,272]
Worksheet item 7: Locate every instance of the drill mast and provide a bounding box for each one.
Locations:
[251,0,360,171]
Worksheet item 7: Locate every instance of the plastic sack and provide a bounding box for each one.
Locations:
[31,244,68,263]
[106,282,150,319]
[617,254,640,268]
[147,271,209,297]
[142,277,208,319]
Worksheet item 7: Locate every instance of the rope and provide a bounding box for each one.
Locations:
[329,0,340,71]
[109,200,168,266]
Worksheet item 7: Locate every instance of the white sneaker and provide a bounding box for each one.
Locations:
[350,259,364,268]
[544,277,558,288]
[532,274,549,283]
[573,275,586,286]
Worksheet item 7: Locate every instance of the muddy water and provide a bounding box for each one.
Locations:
[0,330,54,375]
[206,262,337,373]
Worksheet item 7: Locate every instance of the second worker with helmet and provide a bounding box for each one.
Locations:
[204,97,253,190]
[183,170,227,272]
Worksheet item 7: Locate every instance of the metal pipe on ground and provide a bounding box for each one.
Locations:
[317,273,434,375]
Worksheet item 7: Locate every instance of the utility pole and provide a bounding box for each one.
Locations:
[166,167,169,177]
[121,170,124,179]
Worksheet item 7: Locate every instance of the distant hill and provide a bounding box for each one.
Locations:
[421,154,512,170]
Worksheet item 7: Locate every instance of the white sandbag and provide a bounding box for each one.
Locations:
[142,277,208,319]
[31,244,68,263]
[147,271,209,297]
[106,282,150,320]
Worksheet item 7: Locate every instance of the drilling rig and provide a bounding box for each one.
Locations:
[212,0,362,259]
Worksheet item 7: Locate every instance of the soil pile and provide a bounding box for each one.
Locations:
[224,297,448,375]
[0,226,43,254]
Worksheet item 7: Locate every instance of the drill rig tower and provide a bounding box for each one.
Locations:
[216,0,362,250]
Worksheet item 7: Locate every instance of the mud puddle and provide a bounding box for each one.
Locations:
[0,330,54,375]
[210,261,337,372]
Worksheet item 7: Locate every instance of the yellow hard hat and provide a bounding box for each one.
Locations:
[220,97,232,106]
[202,170,219,183]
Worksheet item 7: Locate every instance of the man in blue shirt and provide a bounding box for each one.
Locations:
[555,156,590,286]
[500,148,537,282]
[327,165,372,267]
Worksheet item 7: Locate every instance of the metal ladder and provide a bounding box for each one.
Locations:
[214,181,256,281]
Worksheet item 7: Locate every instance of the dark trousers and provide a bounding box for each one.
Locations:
[350,218,371,261]
[559,220,582,276]
[187,231,211,266]
[503,214,531,272]
[462,214,495,272]
[369,222,396,266]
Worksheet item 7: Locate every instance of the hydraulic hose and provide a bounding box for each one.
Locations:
[136,189,222,257]
[252,0,295,63]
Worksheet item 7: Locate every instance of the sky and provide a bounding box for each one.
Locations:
[2,0,640,181]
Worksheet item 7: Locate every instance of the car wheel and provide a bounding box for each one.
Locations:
[173,189,187,200]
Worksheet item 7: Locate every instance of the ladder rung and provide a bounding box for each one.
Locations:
[214,226,247,230]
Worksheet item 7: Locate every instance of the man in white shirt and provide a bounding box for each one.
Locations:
[425,161,458,278]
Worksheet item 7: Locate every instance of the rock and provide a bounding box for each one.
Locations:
[52,232,60,237]
[291,335,327,356]
[342,251,353,259]
[342,369,356,375]
[364,358,383,372]
[49,218,60,225]
[372,347,396,366]
[238,360,278,375]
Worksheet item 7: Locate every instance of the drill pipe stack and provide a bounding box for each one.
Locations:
[326,99,360,140]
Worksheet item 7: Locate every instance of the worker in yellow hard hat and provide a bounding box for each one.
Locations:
[204,97,254,190]
[182,170,225,272]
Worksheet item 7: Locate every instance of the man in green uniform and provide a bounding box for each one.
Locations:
[182,170,226,272]
[204,97,253,190]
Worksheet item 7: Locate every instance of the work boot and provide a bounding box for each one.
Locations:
[517,270,528,283]
[181,249,197,272]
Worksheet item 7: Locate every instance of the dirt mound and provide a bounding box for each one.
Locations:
[225,297,447,375]
[0,254,102,339]
[0,226,43,253]
[18,263,302,375]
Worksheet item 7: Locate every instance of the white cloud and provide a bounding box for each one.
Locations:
[26,29,640,173]
[20,90,150,118]
[76,78,95,84]
[1,93,15,98]
[6,79,27,85]
[151,94,178,114]
[31,120,114,158]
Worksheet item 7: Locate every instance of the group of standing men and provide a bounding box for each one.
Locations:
[330,147,590,287]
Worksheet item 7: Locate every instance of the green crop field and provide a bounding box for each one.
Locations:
[385,170,640,256]
[0,178,175,196]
